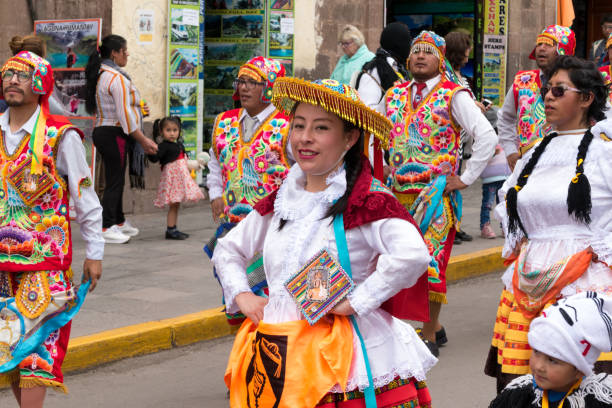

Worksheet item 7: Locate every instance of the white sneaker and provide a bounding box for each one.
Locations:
[117,220,139,237]
[102,225,131,244]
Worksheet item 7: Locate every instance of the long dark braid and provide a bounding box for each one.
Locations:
[567,129,594,224]
[505,133,558,235]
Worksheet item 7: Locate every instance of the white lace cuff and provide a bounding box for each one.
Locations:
[348,273,393,317]
[213,254,252,314]
[590,231,612,267]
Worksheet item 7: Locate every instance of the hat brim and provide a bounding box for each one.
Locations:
[271,77,391,149]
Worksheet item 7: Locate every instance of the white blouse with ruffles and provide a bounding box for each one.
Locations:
[213,164,437,391]
[495,129,612,296]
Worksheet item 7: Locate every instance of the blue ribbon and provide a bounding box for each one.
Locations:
[333,214,377,408]
[0,280,90,373]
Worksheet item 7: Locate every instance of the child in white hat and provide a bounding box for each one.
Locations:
[490,292,612,408]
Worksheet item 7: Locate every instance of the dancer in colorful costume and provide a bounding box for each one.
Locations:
[599,33,612,105]
[384,30,497,356]
[205,57,291,324]
[213,77,436,408]
[490,292,612,408]
[0,51,103,404]
[497,25,576,171]
[485,56,612,393]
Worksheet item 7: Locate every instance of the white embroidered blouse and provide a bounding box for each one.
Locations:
[495,127,612,296]
[213,164,437,391]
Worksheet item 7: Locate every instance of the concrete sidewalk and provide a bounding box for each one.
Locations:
[0,180,507,384]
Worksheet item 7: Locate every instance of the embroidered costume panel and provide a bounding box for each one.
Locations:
[212,108,290,223]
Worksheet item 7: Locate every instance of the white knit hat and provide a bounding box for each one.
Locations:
[528,292,612,376]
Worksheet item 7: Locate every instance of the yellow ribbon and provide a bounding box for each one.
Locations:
[542,378,582,408]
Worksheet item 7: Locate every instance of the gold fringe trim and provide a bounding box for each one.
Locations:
[429,291,447,304]
[20,377,68,394]
[1,369,20,384]
[271,77,392,149]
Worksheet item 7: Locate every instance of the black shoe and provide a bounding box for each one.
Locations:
[166,229,187,240]
[454,236,462,245]
[436,327,448,346]
[422,339,439,357]
[177,230,190,239]
[456,230,473,241]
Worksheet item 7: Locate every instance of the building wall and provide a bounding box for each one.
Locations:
[112,0,168,121]
[112,0,171,214]
[505,0,557,90]
[294,0,384,79]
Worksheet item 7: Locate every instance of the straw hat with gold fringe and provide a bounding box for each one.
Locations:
[271,77,391,150]
[271,77,392,180]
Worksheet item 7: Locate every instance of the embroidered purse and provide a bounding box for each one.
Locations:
[285,249,354,325]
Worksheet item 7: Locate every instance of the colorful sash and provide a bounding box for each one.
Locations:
[405,175,461,303]
[512,247,593,319]
[225,316,353,408]
[0,279,89,373]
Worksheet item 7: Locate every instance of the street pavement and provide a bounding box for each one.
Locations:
[67,178,504,338]
[0,273,503,407]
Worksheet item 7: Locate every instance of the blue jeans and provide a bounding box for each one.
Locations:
[480,180,504,229]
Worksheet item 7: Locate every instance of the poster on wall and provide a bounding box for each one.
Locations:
[137,10,155,44]
[203,0,266,149]
[268,0,294,66]
[34,19,101,69]
[167,1,202,159]
[481,0,508,106]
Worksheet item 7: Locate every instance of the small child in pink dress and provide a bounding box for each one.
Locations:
[149,116,205,239]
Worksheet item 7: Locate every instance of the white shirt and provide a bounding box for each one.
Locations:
[496,70,612,157]
[408,75,498,186]
[213,164,436,391]
[206,104,294,200]
[494,129,612,296]
[0,107,104,260]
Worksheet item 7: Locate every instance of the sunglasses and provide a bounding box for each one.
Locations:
[540,85,582,98]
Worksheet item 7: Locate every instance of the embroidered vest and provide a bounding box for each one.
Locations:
[385,80,464,195]
[600,65,612,104]
[0,117,82,272]
[212,108,290,222]
[512,70,550,155]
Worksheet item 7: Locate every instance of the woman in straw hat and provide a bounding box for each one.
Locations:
[212,77,437,407]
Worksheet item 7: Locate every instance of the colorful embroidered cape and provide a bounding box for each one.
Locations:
[255,156,430,322]
[0,114,83,272]
[512,70,550,155]
[600,65,612,104]
[212,108,291,223]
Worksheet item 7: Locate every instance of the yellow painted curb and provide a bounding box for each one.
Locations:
[447,246,504,282]
[0,247,505,385]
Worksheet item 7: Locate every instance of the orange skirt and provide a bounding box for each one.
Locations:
[225,316,354,408]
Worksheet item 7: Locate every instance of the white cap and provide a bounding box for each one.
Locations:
[528,292,612,376]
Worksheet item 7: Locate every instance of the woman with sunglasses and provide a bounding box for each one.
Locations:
[485,55,612,393]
